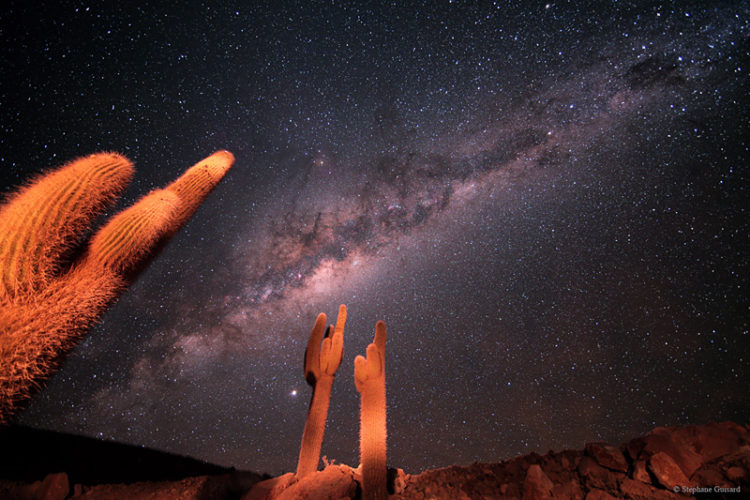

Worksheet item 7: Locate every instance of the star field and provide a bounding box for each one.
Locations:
[1,1,748,476]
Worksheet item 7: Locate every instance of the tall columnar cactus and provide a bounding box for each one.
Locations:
[0,150,234,423]
[354,320,387,500]
[296,304,347,478]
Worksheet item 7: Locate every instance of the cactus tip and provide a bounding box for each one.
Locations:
[203,150,235,177]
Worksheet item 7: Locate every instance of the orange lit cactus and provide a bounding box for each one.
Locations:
[296,304,347,477]
[164,150,235,229]
[0,153,135,297]
[86,189,180,273]
[0,150,234,423]
[354,320,387,500]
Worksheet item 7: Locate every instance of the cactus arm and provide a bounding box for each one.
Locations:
[296,305,347,478]
[320,336,334,374]
[374,320,386,360]
[333,303,347,340]
[84,189,179,274]
[321,304,346,375]
[304,313,327,385]
[328,304,346,373]
[164,150,234,229]
[0,150,234,424]
[354,321,388,500]
[0,153,133,298]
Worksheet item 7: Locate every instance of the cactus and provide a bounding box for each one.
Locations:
[163,150,235,229]
[296,304,346,478]
[0,150,234,423]
[354,320,387,500]
[86,189,181,273]
[0,153,135,298]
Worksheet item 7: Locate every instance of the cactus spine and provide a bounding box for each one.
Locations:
[354,320,387,500]
[0,153,134,298]
[0,150,234,423]
[296,304,346,477]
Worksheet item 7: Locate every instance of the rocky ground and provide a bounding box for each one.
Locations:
[0,470,262,500]
[393,421,749,500]
[1,421,748,499]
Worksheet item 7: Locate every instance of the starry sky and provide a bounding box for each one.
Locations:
[1,0,748,476]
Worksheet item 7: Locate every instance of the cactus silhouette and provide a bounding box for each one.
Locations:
[0,150,234,423]
[296,304,347,478]
[354,320,387,500]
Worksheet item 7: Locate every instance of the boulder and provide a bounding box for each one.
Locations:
[725,465,747,483]
[577,456,621,491]
[631,459,651,483]
[522,464,554,500]
[677,422,749,463]
[584,489,617,500]
[648,452,690,490]
[690,465,729,488]
[626,426,703,478]
[388,467,407,495]
[619,477,682,500]
[499,481,521,498]
[585,443,628,473]
[37,472,69,500]
[550,479,584,500]
[538,450,581,485]
[241,472,296,500]
[275,465,358,500]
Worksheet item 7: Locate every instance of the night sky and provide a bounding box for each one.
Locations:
[1,1,748,476]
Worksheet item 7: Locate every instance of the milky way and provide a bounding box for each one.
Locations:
[2,1,748,475]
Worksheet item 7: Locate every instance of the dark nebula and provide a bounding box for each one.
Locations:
[1,1,748,476]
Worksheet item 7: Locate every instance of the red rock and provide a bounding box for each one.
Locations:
[390,467,407,495]
[522,464,554,500]
[551,480,584,500]
[241,472,296,500]
[577,456,621,491]
[12,480,41,500]
[631,459,651,483]
[500,482,522,499]
[678,422,749,462]
[538,450,582,486]
[619,477,683,500]
[585,443,629,472]
[628,426,704,478]
[708,446,750,485]
[584,489,617,500]
[648,452,690,489]
[725,465,747,482]
[690,466,730,488]
[388,422,749,500]
[274,466,358,500]
[37,472,69,500]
